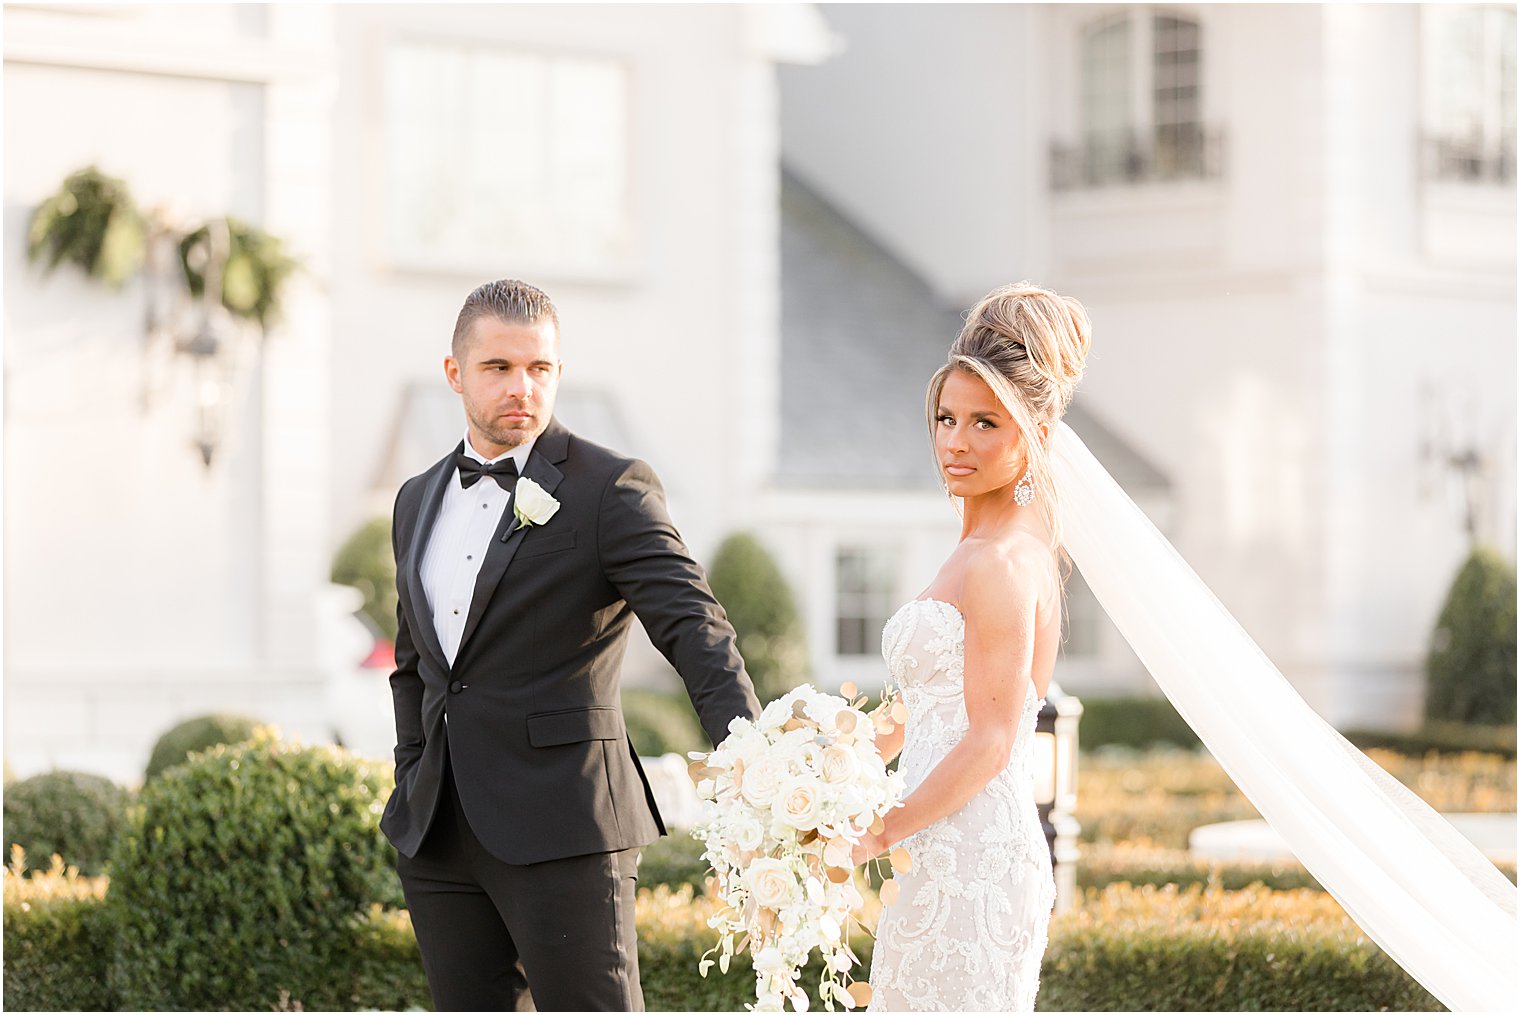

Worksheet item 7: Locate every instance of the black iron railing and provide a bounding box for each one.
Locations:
[1421,133,1516,185]
[1050,126,1225,191]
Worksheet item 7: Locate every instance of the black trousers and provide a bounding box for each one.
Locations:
[395,744,643,1012]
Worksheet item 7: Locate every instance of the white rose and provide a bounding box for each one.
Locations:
[742,754,789,808]
[731,814,765,853]
[820,744,859,784]
[746,859,796,910]
[758,697,793,731]
[512,477,561,528]
[772,777,822,831]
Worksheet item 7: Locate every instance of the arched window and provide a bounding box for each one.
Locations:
[1423,5,1516,184]
[1058,8,1215,189]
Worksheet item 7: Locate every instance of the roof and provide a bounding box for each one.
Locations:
[777,166,1169,496]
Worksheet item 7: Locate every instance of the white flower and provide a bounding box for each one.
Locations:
[731,814,765,853]
[753,945,789,977]
[687,683,906,1009]
[820,744,858,784]
[758,696,793,731]
[773,778,821,831]
[746,858,796,910]
[512,477,560,529]
[741,754,789,808]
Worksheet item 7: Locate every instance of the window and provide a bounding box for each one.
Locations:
[1079,14,1133,185]
[1152,15,1204,178]
[1055,8,1218,189]
[384,39,631,273]
[835,547,899,657]
[1423,5,1516,184]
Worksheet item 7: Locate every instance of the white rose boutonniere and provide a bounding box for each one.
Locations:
[512,477,561,530]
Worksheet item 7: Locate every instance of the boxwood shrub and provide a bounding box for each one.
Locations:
[2,770,132,876]
[5,877,1448,1012]
[143,712,260,781]
[108,729,402,1010]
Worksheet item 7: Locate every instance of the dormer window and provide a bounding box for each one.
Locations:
[1053,8,1220,190]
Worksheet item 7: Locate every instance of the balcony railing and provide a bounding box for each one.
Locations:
[1421,133,1516,186]
[1050,127,1225,191]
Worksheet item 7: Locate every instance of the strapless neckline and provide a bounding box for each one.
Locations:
[886,598,1049,703]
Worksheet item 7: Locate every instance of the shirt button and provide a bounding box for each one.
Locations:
[452,609,460,615]
[466,555,473,561]
[449,680,463,694]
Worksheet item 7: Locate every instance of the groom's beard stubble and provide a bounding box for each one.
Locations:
[469,402,542,450]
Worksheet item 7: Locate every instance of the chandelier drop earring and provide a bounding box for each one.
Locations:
[1013,466,1034,507]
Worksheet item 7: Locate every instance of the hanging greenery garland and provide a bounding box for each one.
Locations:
[178,217,300,330]
[27,164,301,329]
[26,166,147,286]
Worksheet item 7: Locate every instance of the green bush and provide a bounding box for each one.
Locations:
[1076,843,1327,893]
[2,771,133,877]
[143,712,261,782]
[2,853,116,1011]
[623,689,708,756]
[1076,696,1202,751]
[1344,720,1517,760]
[1039,883,1440,1011]
[708,532,808,703]
[332,515,398,642]
[6,872,1456,1012]
[1426,546,1517,726]
[108,729,404,1010]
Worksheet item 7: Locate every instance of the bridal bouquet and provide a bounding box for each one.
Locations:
[689,683,909,1012]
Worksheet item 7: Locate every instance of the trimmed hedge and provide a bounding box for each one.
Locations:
[1077,747,1515,848]
[1040,883,1440,1011]
[1344,720,1517,761]
[2,770,133,876]
[1077,696,1202,751]
[2,852,115,1011]
[109,730,402,1010]
[623,689,708,757]
[3,876,1451,1012]
[1077,843,1328,893]
[143,712,260,781]
[1425,546,1516,726]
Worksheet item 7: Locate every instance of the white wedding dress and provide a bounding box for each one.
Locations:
[867,598,1056,1012]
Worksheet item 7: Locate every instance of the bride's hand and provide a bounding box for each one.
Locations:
[851,829,889,866]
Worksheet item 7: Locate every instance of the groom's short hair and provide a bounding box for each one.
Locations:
[452,279,560,360]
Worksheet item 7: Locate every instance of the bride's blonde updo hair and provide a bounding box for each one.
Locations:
[926,281,1093,546]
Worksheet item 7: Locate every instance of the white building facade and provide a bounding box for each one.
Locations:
[3,3,834,780]
[778,3,1516,727]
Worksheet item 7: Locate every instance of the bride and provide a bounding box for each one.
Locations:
[855,282,1082,1011]
[855,282,1517,1012]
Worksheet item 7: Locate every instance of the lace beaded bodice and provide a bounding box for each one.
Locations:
[867,598,1056,1012]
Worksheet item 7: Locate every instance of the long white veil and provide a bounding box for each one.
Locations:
[1050,422,1518,1012]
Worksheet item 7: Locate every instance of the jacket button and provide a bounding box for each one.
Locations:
[448,680,463,694]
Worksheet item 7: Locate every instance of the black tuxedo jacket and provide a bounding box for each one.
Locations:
[380,418,760,864]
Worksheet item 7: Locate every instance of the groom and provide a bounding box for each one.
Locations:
[381,279,760,1011]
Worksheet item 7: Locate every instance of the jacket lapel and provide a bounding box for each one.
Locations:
[403,446,458,673]
[456,419,570,661]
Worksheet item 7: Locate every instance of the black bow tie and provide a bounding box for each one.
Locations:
[456,454,519,490]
